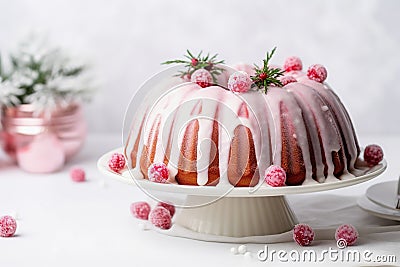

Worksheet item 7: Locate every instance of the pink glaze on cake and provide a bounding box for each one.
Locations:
[125,64,362,187]
[279,75,297,86]
[234,63,256,76]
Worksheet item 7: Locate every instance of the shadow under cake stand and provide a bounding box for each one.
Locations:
[98,148,386,239]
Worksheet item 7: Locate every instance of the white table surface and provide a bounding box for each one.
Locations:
[0,133,399,267]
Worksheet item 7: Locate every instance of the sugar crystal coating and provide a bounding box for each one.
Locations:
[0,216,17,237]
[191,69,213,88]
[149,206,172,230]
[335,224,358,246]
[293,223,315,246]
[363,144,383,166]
[264,165,286,187]
[108,153,126,172]
[130,202,151,220]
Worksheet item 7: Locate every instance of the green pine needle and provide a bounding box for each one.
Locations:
[251,47,284,93]
[162,50,225,82]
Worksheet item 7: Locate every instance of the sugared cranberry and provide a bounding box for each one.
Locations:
[293,224,315,246]
[0,216,17,238]
[130,202,151,220]
[259,72,267,80]
[108,153,126,173]
[70,167,86,182]
[191,69,213,88]
[148,162,169,183]
[279,75,297,86]
[335,224,358,246]
[228,71,252,93]
[307,64,327,83]
[149,206,172,230]
[264,165,286,187]
[363,144,384,166]
[283,56,303,72]
[191,58,198,66]
[157,202,175,217]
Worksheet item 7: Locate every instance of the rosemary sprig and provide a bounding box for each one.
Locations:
[162,50,225,82]
[251,47,284,93]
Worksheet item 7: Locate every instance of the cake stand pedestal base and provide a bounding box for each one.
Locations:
[174,195,298,237]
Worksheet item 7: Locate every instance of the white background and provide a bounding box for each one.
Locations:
[1,0,399,135]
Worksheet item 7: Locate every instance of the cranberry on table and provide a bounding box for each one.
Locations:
[335,224,358,246]
[293,223,315,246]
[149,207,172,230]
[0,216,17,238]
[157,202,175,217]
[130,202,151,220]
[70,167,86,182]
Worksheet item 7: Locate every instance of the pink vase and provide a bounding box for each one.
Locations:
[1,104,87,173]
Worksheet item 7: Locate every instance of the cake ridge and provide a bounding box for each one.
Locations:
[125,66,362,187]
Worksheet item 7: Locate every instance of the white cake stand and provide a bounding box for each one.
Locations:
[98,148,386,238]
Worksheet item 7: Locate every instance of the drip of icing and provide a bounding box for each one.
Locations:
[194,96,217,186]
[128,73,361,186]
[266,87,313,181]
[298,77,356,172]
[289,83,343,179]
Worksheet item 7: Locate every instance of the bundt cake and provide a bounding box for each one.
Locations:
[124,50,362,187]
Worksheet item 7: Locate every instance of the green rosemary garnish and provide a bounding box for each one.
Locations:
[162,50,225,82]
[251,47,284,93]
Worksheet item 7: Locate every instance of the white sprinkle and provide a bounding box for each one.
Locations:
[238,245,247,254]
[321,106,329,111]
[293,134,297,139]
[230,247,238,255]
[138,223,147,231]
[244,251,252,259]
